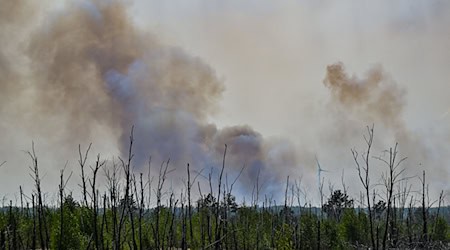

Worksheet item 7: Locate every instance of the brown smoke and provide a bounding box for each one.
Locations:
[324,62,405,129]
[323,62,429,167]
[0,0,305,194]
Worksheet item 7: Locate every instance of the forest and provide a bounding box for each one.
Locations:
[0,126,448,250]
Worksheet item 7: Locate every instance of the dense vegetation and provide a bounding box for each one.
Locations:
[0,126,449,249]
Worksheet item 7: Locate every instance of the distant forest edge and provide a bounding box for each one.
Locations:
[0,125,448,249]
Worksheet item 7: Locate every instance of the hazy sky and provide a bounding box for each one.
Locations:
[131,0,450,132]
[129,0,450,198]
[1,0,449,205]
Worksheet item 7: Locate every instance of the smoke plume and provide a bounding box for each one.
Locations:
[3,0,447,201]
[323,62,431,171]
[0,0,305,194]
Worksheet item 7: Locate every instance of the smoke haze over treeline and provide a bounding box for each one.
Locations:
[1,0,450,204]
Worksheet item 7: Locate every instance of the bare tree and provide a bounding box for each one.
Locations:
[58,165,72,250]
[352,125,376,249]
[376,143,406,250]
[214,144,227,250]
[152,159,170,249]
[433,190,445,239]
[419,170,430,245]
[100,193,108,250]
[90,154,105,250]
[78,143,92,208]
[31,194,36,250]
[105,159,120,249]
[168,192,178,248]
[27,142,50,250]
[118,127,135,250]
[137,173,145,250]
[187,163,194,247]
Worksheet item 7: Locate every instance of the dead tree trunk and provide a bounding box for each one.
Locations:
[378,144,406,250]
[78,144,92,208]
[28,143,49,250]
[214,145,227,250]
[58,167,72,250]
[421,170,428,244]
[118,127,135,250]
[90,154,105,250]
[352,125,376,249]
[187,164,194,247]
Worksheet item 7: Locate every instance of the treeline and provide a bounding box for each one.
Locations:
[0,126,449,249]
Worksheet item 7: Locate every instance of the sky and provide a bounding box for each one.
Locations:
[130,0,450,201]
[0,0,449,206]
[131,0,450,130]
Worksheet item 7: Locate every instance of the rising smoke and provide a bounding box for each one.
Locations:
[0,0,306,194]
[323,62,436,180]
[1,0,448,200]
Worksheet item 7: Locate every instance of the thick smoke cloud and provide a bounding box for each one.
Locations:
[2,0,448,202]
[0,0,304,194]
